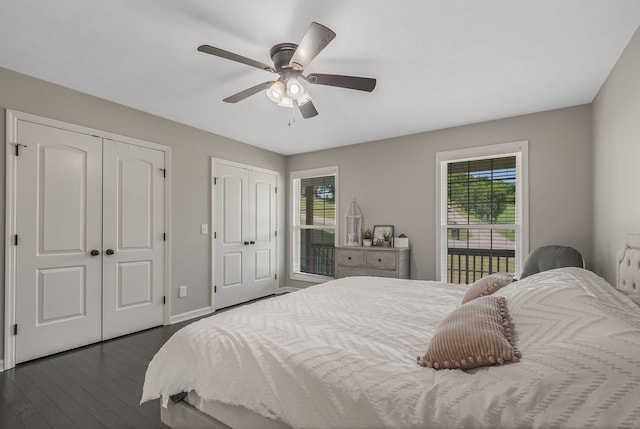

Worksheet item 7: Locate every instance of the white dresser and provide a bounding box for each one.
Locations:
[335,246,410,279]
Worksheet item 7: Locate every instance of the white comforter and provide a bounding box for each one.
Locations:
[142,268,640,428]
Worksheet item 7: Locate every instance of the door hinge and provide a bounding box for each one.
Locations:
[213,177,217,185]
[13,324,18,336]
[163,296,166,305]
[160,168,166,178]
[14,234,18,246]
[213,232,216,239]
[275,187,278,194]
[275,274,278,280]
[163,233,166,241]
[214,285,217,293]
[14,143,27,156]
[274,231,277,237]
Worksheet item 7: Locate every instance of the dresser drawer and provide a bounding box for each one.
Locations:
[335,249,364,266]
[365,251,396,270]
[337,267,398,278]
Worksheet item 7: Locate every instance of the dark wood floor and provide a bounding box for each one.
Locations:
[0,317,198,429]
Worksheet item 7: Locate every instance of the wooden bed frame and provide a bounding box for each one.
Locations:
[161,398,231,429]
[161,391,288,428]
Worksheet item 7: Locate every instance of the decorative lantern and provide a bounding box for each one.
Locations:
[345,198,363,246]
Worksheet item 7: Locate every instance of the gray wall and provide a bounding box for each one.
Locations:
[0,67,287,361]
[593,26,640,285]
[287,104,594,287]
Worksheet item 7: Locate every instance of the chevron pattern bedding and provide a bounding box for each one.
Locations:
[142,268,640,428]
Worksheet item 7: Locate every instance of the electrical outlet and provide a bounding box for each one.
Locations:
[178,285,187,298]
[201,224,208,234]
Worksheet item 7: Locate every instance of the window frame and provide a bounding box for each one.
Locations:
[435,141,529,282]
[290,166,339,283]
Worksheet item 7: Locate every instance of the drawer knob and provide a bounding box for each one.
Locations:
[348,256,352,260]
[378,258,382,262]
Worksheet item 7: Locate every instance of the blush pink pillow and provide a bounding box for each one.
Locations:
[461,273,514,304]
[417,296,521,370]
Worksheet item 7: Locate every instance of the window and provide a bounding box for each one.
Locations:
[291,166,338,282]
[436,142,528,283]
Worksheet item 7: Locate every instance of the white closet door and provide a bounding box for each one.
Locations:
[101,140,165,340]
[15,121,103,363]
[214,162,277,309]
[247,169,277,300]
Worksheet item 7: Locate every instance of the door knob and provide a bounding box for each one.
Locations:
[250,240,255,245]
[244,241,249,245]
[90,249,100,256]
[105,249,115,255]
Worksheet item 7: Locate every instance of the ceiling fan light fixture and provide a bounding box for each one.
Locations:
[266,81,285,103]
[278,97,294,108]
[286,77,304,98]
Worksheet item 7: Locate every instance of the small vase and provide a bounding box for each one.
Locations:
[362,239,372,247]
[383,240,391,247]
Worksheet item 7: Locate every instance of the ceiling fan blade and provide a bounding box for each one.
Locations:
[223,81,274,103]
[198,45,275,72]
[306,73,376,92]
[289,22,336,71]
[297,100,319,119]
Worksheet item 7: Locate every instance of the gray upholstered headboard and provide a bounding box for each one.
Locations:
[616,233,640,293]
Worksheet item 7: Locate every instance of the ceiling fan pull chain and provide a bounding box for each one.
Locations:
[288,105,296,127]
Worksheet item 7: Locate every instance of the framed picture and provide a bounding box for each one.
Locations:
[373,225,394,246]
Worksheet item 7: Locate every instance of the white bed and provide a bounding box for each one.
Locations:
[142,246,640,428]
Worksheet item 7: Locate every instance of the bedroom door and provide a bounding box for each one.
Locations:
[101,140,166,340]
[213,161,277,309]
[14,122,103,363]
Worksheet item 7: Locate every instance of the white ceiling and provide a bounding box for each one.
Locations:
[1,1,639,155]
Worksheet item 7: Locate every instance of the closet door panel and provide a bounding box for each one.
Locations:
[118,261,152,307]
[119,159,153,249]
[15,121,103,363]
[215,163,249,308]
[102,140,165,340]
[247,170,277,294]
[40,146,87,252]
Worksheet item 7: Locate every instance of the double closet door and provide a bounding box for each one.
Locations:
[14,120,166,363]
[213,161,277,309]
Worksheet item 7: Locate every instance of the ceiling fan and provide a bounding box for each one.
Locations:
[197,22,376,119]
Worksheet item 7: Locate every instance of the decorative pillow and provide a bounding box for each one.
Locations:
[461,272,514,304]
[417,296,521,370]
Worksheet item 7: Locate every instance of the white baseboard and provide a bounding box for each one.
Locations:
[170,306,213,325]
[277,286,303,293]
[0,359,4,372]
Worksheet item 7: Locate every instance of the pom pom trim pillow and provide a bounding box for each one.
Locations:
[461,272,513,304]
[417,296,521,370]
